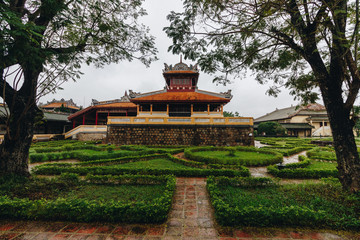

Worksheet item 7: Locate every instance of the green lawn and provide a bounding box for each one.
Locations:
[66,184,166,203]
[118,158,195,170]
[306,147,336,161]
[307,161,337,170]
[191,150,273,163]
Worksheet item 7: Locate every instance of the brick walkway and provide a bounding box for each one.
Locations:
[0,178,358,240]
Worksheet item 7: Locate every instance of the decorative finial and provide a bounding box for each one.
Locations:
[180,55,182,63]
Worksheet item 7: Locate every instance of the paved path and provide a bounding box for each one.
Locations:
[0,178,358,240]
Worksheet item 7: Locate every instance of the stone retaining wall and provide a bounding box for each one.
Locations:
[107,124,254,146]
[77,133,106,141]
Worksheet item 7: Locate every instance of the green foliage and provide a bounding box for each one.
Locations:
[267,156,338,179]
[54,104,72,113]
[0,175,175,223]
[184,146,283,166]
[29,142,186,163]
[32,153,250,177]
[223,111,240,117]
[207,177,360,229]
[306,147,337,161]
[1,0,157,175]
[256,137,315,156]
[258,122,287,136]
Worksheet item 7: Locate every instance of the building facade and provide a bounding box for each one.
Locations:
[254,103,331,137]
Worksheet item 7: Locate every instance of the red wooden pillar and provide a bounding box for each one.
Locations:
[95,111,98,125]
[82,115,85,125]
[126,110,128,116]
[73,120,75,128]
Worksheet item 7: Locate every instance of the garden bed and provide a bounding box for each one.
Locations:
[184,146,283,166]
[207,176,360,230]
[267,156,338,179]
[0,174,175,223]
[32,154,250,177]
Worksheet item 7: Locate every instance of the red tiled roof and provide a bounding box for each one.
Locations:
[42,102,80,110]
[68,102,137,120]
[131,92,229,103]
[96,102,137,108]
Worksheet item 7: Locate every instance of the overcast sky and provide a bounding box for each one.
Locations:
[39,0,301,118]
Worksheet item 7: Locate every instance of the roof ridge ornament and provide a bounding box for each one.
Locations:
[163,58,199,73]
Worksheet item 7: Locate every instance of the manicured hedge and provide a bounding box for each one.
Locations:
[184,146,283,166]
[29,149,156,163]
[278,146,313,157]
[33,144,106,153]
[306,147,337,161]
[32,154,250,177]
[267,156,338,179]
[30,144,184,163]
[207,176,360,229]
[33,165,249,177]
[77,154,168,166]
[0,174,175,223]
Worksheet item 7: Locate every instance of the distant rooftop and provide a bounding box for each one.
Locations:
[255,103,327,122]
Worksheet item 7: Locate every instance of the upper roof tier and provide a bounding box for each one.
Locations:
[163,61,199,73]
[131,90,230,103]
[129,59,232,104]
[163,60,200,91]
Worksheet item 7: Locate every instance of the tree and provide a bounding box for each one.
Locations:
[165,0,360,192]
[0,0,157,176]
[54,104,70,113]
[258,121,287,136]
[223,111,240,117]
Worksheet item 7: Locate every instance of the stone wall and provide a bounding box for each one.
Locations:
[107,124,254,146]
[77,133,106,141]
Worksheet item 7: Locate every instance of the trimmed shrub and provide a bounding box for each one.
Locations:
[0,175,175,223]
[184,146,283,166]
[267,156,338,179]
[306,147,336,161]
[32,154,250,177]
[207,176,360,230]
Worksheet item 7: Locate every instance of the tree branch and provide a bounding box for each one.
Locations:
[0,68,17,107]
[345,51,360,111]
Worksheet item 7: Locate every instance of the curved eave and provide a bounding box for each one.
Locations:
[68,103,137,120]
[131,99,229,104]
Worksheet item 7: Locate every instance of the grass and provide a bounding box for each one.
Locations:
[307,161,337,170]
[191,150,275,163]
[217,184,359,216]
[0,175,77,200]
[210,179,360,229]
[117,158,195,170]
[66,184,166,203]
[306,147,336,161]
[0,174,168,204]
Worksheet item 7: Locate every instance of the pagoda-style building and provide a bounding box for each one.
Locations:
[40,98,80,113]
[67,59,254,146]
[130,61,232,117]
